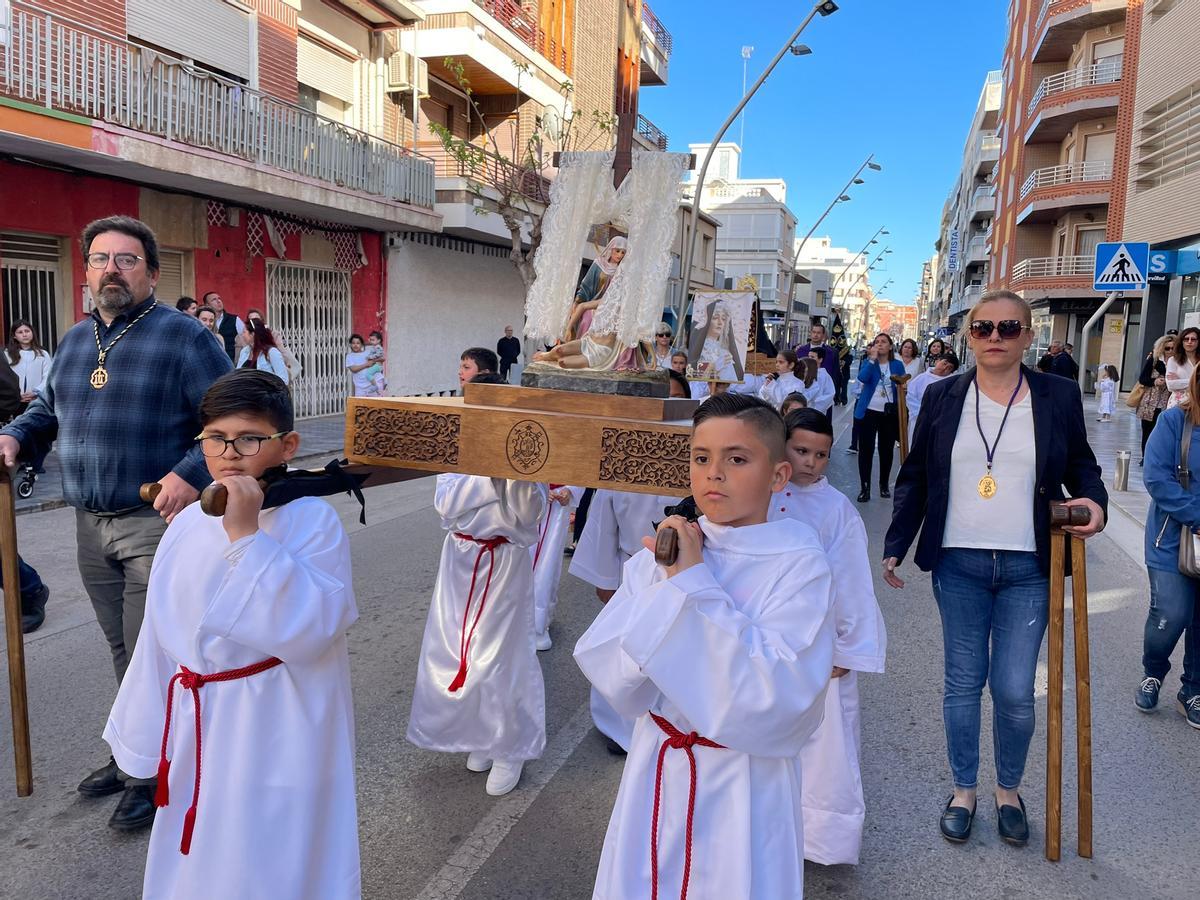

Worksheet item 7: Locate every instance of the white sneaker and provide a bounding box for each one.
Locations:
[466,752,492,773]
[536,630,552,651]
[485,759,523,795]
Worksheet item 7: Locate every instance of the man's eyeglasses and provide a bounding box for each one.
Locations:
[86,252,145,271]
[969,319,1027,340]
[196,432,289,457]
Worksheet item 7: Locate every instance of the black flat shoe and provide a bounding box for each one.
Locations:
[20,584,48,634]
[857,488,870,503]
[108,785,157,832]
[77,757,123,798]
[996,795,1029,846]
[940,795,976,843]
[605,738,628,756]
[879,485,891,499]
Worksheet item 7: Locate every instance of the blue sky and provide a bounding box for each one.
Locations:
[638,0,1009,305]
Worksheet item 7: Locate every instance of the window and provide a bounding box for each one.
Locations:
[1135,80,1200,191]
[1075,227,1105,258]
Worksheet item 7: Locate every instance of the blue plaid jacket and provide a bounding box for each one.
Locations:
[2,296,233,513]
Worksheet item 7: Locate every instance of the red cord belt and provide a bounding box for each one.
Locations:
[447,532,509,693]
[154,657,283,855]
[649,712,725,900]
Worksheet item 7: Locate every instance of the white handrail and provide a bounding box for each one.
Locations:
[1011,255,1093,280]
[1028,59,1122,117]
[1020,159,1113,199]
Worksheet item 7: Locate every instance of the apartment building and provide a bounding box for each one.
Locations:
[991,0,1135,386]
[916,255,939,338]
[873,298,918,341]
[794,235,881,344]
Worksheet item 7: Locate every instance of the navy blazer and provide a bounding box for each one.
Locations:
[883,365,1108,575]
[854,358,906,419]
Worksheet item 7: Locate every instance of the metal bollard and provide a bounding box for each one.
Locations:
[1114,450,1131,492]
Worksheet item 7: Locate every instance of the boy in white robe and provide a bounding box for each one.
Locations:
[575,393,836,900]
[771,407,887,866]
[530,484,583,650]
[905,350,959,446]
[407,373,545,796]
[104,369,360,900]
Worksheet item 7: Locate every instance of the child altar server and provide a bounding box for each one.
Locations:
[772,408,887,866]
[575,393,836,900]
[103,370,360,900]
[407,373,545,796]
[531,484,584,650]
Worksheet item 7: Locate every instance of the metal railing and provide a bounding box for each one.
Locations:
[1035,0,1053,35]
[636,114,668,151]
[971,183,995,208]
[1011,255,1093,280]
[642,2,674,57]
[966,236,990,260]
[980,134,1001,153]
[1019,159,1112,200]
[1028,59,1123,117]
[420,142,551,205]
[474,0,566,71]
[0,3,435,208]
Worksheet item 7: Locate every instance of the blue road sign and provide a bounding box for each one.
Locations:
[1094,241,1150,292]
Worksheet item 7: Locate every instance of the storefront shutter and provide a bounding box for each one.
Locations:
[297,35,357,105]
[127,0,252,81]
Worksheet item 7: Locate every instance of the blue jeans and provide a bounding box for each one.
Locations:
[933,548,1050,790]
[1143,567,1200,697]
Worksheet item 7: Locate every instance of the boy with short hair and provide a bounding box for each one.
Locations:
[459,347,498,387]
[104,370,360,898]
[575,393,836,899]
[772,408,887,866]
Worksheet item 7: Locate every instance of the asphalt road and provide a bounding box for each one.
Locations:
[0,407,1195,899]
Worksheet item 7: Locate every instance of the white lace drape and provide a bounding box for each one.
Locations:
[524,150,690,350]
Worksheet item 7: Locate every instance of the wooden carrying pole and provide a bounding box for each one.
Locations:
[1046,503,1093,861]
[891,374,911,463]
[0,469,32,796]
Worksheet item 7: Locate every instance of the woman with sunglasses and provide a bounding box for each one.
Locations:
[882,289,1106,847]
[853,333,905,502]
[1166,327,1200,409]
[1135,335,1175,465]
[653,323,674,369]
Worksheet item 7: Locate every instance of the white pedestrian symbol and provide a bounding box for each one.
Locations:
[1097,244,1145,285]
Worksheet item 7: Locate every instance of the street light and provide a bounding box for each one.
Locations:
[677,0,840,341]
[739,46,754,149]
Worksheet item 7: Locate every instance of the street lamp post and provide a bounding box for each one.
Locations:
[739,46,754,150]
[677,1,839,344]
[829,226,889,305]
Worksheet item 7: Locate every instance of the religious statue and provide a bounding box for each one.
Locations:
[564,236,626,342]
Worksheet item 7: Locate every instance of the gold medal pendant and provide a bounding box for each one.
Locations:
[90,367,109,389]
[978,473,997,499]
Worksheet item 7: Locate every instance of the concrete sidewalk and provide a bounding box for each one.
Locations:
[1083,393,1150,529]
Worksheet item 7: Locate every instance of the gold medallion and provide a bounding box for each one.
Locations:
[978,474,997,499]
[90,367,109,389]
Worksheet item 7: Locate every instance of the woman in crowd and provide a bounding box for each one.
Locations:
[197,305,223,348]
[1166,327,1200,408]
[246,307,301,381]
[1135,334,1175,465]
[174,296,198,316]
[653,323,674,369]
[853,333,905,502]
[899,339,924,379]
[236,318,289,383]
[925,338,947,372]
[1139,362,1200,729]
[883,289,1106,847]
[6,320,52,407]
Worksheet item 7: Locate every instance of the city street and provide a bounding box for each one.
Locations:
[0,403,1194,900]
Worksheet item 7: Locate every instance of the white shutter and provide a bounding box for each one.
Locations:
[127,0,251,80]
[297,36,356,104]
[156,251,184,304]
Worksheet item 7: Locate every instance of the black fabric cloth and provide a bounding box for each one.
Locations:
[857,408,898,489]
[1037,353,1054,373]
[1138,354,1166,387]
[497,336,521,363]
[884,365,1108,576]
[216,313,239,362]
[1050,351,1078,380]
[0,364,23,422]
[573,487,595,543]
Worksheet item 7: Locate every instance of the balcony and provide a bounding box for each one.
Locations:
[640,2,672,87]
[1025,60,1122,142]
[1032,0,1129,64]
[1017,160,1112,222]
[949,285,983,317]
[1010,255,1096,294]
[418,139,548,241]
[974,133,1001,175]
[969,184,995,220]
[965,235,990,264]
[0,3,438,231]
[634,114,668,151]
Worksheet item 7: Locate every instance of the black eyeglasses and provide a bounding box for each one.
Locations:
[969,319,1027,340]
[86,252,145,271]
[196,432,289,457]
[656,332,672,338]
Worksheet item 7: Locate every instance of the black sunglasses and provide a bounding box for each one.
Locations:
[969,319,1027,340]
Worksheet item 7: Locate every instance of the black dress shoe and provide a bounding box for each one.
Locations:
[879,485,891,499]
[108,784,157,832]
[940,795,976,843]
[77,757,124,797]
[857,487,870,503]
[996,795,1029,846]
[20,584,48,634]
[605,738,628,756]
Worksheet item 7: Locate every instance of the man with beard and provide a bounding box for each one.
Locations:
[0,216,231,832]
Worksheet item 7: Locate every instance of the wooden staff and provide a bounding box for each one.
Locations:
[1046,502,1093,861]
[891,374,912,463]
[0,469,32,797]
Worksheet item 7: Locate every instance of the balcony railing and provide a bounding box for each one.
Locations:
[1028,59,1122,117]
[1011,255,1093,280]
[420,142,551,205]
[966,236,989,260]
[472,0,567,72]
[1035,0,1052,34]
[642,2,674,57]
[1019,159,1112,200]
[637,114,668,151]
[0,4,435,208]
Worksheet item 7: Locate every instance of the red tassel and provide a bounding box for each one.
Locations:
[154,759,171,807]
[180,806,197,856]
[447,659,468,693]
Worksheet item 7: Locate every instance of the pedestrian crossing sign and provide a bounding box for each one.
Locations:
[1094,241,1150,292]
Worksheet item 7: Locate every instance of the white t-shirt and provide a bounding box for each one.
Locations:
[867,364,891,412]
[943,384,1036,552]
[345,350,372,394]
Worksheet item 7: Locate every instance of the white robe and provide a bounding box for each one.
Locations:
[530,485,584,636]
[407,474,546,762]
[770,478,887,865]
[905,370,949,446]
[104,498,359,900]
[569,488,681,750]
[575,518,836,900]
